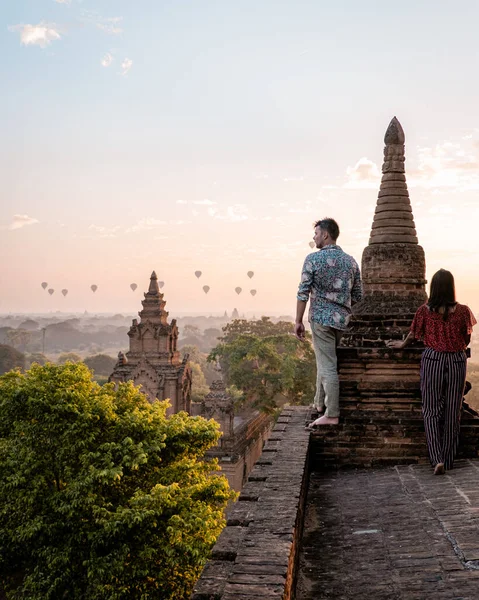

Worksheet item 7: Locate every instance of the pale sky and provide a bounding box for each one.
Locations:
[2,0,479,315]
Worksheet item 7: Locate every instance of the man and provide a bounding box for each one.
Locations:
[295,218,362,426]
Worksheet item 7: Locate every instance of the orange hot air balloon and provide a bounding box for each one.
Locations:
[309,241,315,248]
[48,288,54,296]
[61,289,68,297]
[195,271,202,279]
[158,281,165,289]
[250,289,257,296]
[203,285,210,294]
[247,271,254,279]
[91,285,98,293]
[130,283,138,292]
[41,282,48,290]
[235,287,242,295]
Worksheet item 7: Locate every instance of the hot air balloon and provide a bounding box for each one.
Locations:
[158,281,165,289]
[91,285,98,293]
[203,285,210,294]
[61,289,68,297]
[235,287,242,295]
[41,282,48,290]
[130,283,137,292]
[48,288,54,296]
[309,241,315,248]
[247,271,254,279]
[250,289,257,296]
[195,271,202,279]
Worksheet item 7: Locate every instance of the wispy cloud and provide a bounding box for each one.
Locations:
[54,0,72,4]
[126,218,166,233]
[101,52,113,67]
[208,205,248,222]
[176,200,188,204]
[344,157,380,189]
[283,176,304,182]
[9,22,62,48]
[88,224,121,237]
[8,214,39,230]
[193,199,216,206]
[409,141,479,190]
[121,58,133,76]
[97,17,123,35]
[80,11,124,35]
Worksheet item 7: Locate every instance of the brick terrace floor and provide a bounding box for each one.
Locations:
[296,459,479,600]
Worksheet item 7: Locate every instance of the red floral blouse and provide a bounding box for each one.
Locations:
[410,303,477,352]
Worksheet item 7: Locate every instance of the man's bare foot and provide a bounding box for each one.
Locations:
[434,463,445,475]
[306,415,339,429]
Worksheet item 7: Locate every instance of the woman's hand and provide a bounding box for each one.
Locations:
[386,340,406,349]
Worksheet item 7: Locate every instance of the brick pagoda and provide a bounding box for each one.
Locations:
[109,271,192,414]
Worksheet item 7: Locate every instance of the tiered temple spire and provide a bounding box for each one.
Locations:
[369,117,418,245]
[353,117,427,318]
[109,271,192,413]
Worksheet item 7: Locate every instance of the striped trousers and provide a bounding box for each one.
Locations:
[420,347,467,470]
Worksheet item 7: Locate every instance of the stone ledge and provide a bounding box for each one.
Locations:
[191,407,310,600]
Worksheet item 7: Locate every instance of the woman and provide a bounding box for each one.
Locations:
[387,269,476,475]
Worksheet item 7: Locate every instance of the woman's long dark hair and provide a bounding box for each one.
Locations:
[427,269,456,320]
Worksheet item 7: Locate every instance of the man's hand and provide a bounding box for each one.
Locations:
[294,322,305,341]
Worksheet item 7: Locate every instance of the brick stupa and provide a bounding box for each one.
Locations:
[351,117,427,331]
[109,271,192,414]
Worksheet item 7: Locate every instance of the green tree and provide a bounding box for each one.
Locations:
[0,344,25,375]
[5,329,31,353]
[209,332,316,413]
[25,353,48,368]
[181,344,206,366]
[190,361,210,403]
[220,316,293,343]
[57,352,82,364]
[180,345,218,385]
[83,353,117,375]
[0,363,235,600]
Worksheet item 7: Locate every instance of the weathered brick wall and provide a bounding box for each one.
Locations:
[310,347,479,469]
[191,407,310,600]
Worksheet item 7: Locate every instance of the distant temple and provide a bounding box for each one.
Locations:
[109,271,192,415]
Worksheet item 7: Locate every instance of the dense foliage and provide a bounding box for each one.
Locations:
[209,318,316,413]
[0,363,235,599]
[25,352,48,367]
[219,316,294,342]
[57,352,82,364]
[83,353,117,375]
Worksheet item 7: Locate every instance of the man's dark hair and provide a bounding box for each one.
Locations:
[314,218,340,241]
[428,268,456,321]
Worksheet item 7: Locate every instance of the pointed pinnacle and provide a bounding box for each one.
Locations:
[384,116,405,145]
[148,271,159,294]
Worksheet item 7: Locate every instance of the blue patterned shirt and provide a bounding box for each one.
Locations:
[297,245,362,330]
